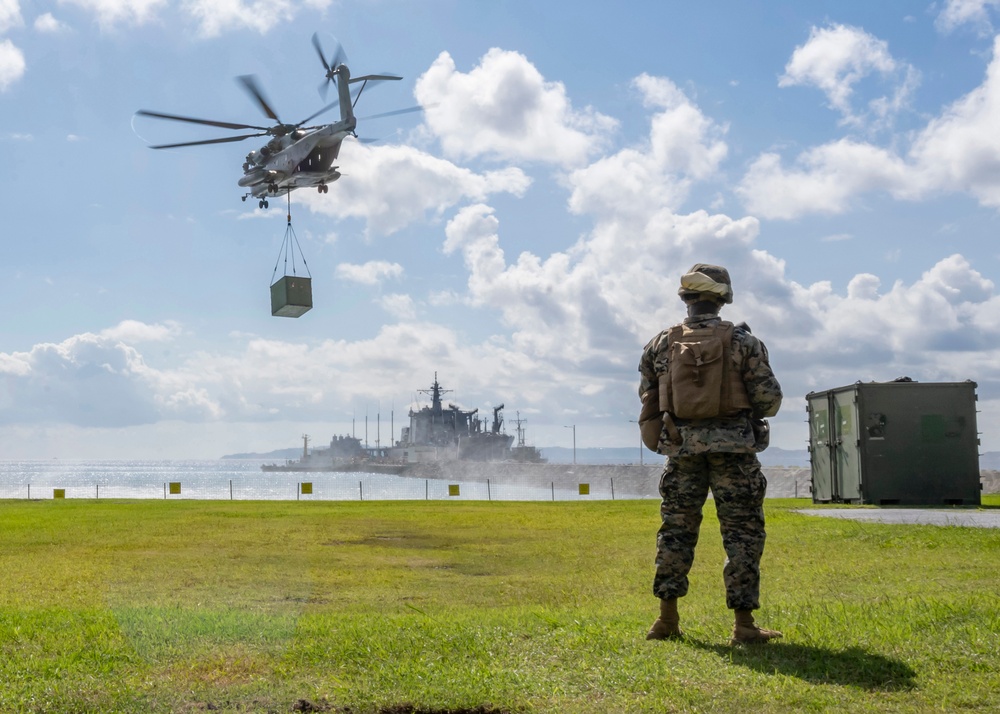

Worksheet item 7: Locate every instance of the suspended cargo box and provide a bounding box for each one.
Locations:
[806,379,981,506]
[269,213,313,318]
[270,275,312,318]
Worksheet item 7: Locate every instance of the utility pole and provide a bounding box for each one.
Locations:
[628,419,644,465]
[564,424,576,464]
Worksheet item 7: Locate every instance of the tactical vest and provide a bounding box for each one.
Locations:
[659,320,751,420]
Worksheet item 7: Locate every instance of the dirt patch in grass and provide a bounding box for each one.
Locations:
[297,700,512,714]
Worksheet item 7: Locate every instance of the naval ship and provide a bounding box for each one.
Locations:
[261,374,543,472]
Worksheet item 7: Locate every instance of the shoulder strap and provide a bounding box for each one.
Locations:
[718,321,752,414]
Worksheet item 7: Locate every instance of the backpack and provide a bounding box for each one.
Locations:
[661,320,751,420]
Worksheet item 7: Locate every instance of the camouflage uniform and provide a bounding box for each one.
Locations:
[639,315,782,611]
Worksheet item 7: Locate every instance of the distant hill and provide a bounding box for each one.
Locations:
[539,446,811,467]
[223,448,301,461]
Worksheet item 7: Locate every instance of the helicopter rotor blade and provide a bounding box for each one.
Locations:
[311,32,332,73]
[237,74,281,122]
[134,109,271,132]
[297,96,342,127]
[357,105,424,121]
[147,132,268,149]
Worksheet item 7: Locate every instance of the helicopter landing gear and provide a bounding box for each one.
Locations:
[317,184,329,194]
[259,199,269,209]
[268,182,278,194]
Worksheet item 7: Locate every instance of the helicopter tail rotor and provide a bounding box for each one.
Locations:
[312,31,348,100]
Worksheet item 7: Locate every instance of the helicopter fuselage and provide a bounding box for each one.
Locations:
[239,118,355,198]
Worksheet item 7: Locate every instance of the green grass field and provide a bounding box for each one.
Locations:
[1,496,999,713]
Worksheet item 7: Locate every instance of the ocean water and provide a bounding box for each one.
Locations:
[0,460,647,502]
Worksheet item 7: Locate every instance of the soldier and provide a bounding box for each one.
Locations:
[638,263,783,645]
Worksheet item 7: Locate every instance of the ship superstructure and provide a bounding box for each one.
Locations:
[393,373,514,462]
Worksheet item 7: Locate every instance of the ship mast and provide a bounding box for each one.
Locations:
[513,412,527,447]
[418,372,452,415]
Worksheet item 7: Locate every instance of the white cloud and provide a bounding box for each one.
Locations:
[57,0,331,33]
[35,12,69,32]
[739,35,1000,218]
[440,201,761,369]
[737,140,910,218]
[0,0,22,33]
[414,48,618,167]
[0,320,212,427]
[379,293,417,320]
[908,35,1000,206]
[334,260,404,286]
[100,319,182,343]
[779,23,919,128]
[300,142,531,236]
[0,39,25,91]
[936,0,1000,33]
[568,74,728,219]
[59,0,167,29]
[773,255,999,385]
[180,0,333,38]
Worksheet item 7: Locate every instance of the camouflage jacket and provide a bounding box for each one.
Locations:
[638,315,782,456]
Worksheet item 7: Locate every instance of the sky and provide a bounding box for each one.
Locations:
[2,0,1000,460]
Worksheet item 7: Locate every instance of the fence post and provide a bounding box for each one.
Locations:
[426,480,429,500]
[487,478,491,502]
[230,480,233,500]
[96,484,99,500]
[359,480,363,501]
[551,482,555,501]
[611,477,615,500]
[27,484,30,499]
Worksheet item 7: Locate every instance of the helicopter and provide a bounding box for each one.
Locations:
[135,34,415,209]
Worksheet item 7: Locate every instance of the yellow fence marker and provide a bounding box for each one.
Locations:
[579,483,590,496]
[169,482,181,495]
[300,482,313,495]
[448,484,461,497]
[53,488,65,499]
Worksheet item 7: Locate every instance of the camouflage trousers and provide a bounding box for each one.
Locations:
[652,452,767,610]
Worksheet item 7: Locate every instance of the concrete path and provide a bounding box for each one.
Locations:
[798,508,1000,529]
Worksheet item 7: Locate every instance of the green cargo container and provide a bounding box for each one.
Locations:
[806,380,981,505]
[270,275,312,318]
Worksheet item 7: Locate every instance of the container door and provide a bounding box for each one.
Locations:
[832,389,863,501]
[807,396,834,501]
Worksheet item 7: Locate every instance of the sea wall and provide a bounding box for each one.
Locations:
[393,462,1000,498]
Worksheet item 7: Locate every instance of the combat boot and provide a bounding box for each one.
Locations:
[730,609,782,645]
[646,597,682,640]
